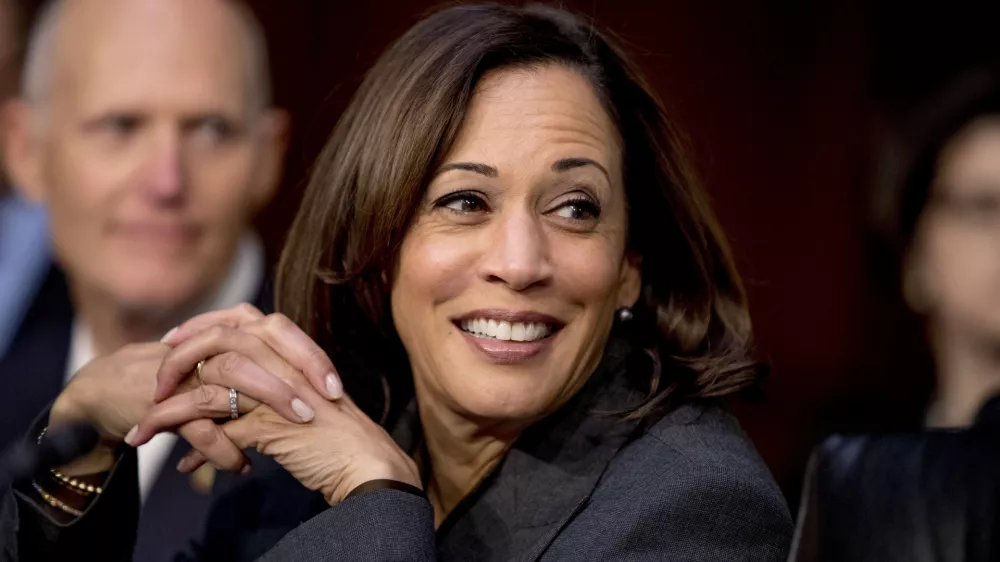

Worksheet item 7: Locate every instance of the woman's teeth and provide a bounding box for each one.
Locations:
[460,318,553,342]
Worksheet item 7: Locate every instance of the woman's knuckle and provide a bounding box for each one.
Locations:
[236,302,261,316]
[206,324,231,342]
[216,352,245,379]
[304,346,332,368]
[193,385,219,407]
[265,313,292,331]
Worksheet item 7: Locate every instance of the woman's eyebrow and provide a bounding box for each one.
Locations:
[552,157,610,183]
[436,162,498,178]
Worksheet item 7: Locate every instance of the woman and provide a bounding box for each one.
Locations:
[7,4,792,560]
[871,67,1000,428]
[785,67,1000,562]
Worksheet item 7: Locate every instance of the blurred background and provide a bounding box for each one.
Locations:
[10,0,1000,509]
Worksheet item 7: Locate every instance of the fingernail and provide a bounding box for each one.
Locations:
[124,425,138,446]
[160,327,178,344]
[325,373,343,400]
[291,398,315,422]
[240,464,252,476]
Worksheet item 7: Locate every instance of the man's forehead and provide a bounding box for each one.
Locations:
[52,0,252,113]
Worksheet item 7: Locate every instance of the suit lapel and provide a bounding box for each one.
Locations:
[436,337,647,561]
[0,264,73,451]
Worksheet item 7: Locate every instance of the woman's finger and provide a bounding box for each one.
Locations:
[244,313,343,400]
[128,383,261,446]
[217,410,266,451]
[176,418,249,473]
[174,449,209,474]
[155,323,318,408]
[159,303,264,347]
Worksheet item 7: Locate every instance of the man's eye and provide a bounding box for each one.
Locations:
[192,117,236,143]
[101,115,141,136]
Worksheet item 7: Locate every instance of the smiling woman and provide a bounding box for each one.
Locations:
[6,3,792,561]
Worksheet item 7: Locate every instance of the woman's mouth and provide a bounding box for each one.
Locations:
[452,310,564,364]
[458,318,555,342]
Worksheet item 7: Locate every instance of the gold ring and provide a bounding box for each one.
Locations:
[195,359,206,385]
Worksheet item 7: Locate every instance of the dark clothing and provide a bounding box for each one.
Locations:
[0,266,74,451]
[5,337,792,561]
[0,263,273,562]
[791,397,1000,562]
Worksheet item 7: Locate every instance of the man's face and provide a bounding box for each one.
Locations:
[8,0,285,314]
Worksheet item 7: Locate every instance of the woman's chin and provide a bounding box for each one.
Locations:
[446,379,566,425]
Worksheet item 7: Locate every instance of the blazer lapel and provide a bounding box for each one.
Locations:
[435,336,647,561]
[0,264,73,451]
[508,340,645,561]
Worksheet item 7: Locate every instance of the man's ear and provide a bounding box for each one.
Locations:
[249,108,290,211]
[1,99,47,203]
[617,252,643,309]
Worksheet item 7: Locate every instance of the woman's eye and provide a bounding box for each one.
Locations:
[551,199,601,221]
[437,192,488,214]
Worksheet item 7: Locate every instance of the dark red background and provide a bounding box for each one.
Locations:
[19,0,1000,507]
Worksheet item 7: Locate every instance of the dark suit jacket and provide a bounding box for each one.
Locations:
[790,397,1000,562]
[0,263,273,562]
[5,337,792,561]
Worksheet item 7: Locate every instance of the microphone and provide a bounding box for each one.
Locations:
[0,423,100,489]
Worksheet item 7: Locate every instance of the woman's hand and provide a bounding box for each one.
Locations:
[49,343,170,474]
[49,343,245,475]
[133,304,420,504]
[51,304,336,476]
[195,399,419,505]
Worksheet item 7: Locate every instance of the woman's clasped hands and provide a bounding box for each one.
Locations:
[121,304,419,505]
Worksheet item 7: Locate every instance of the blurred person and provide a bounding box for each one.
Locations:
[0,0,51,359]
[784,67,1000,562]
[0,0,287,559]
[790,401,1000,562]
[873,66,1000,428]
[3,4,792,561]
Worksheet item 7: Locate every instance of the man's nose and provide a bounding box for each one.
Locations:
[142,127,186,204]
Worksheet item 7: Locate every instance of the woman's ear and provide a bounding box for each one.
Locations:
[617,252,642,309]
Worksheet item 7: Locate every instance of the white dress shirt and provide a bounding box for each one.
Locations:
[64,234,265,502]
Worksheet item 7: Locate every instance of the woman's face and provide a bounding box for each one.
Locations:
[391,65,641,426]
[910,116,1000,346]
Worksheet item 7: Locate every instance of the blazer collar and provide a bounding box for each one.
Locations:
[393,336,648,561]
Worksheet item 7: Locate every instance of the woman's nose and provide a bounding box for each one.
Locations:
[479,207,553,292]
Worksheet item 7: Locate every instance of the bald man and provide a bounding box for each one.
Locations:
[0,0,287,559]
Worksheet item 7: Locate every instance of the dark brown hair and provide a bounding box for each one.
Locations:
[278,3,758,421]
[873,66,1000,270]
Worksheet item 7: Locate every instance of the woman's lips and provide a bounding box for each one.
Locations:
[459,329,556,364]
[452,309,564,364]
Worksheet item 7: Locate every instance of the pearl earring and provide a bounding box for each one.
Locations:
[617,307,633,322]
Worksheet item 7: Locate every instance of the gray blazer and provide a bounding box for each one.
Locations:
[4,338,792,561]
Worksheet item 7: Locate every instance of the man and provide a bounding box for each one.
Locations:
[0,0,287,559]
[0,0,50,359]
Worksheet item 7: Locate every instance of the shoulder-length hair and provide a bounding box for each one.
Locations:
[278,3,758,421]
